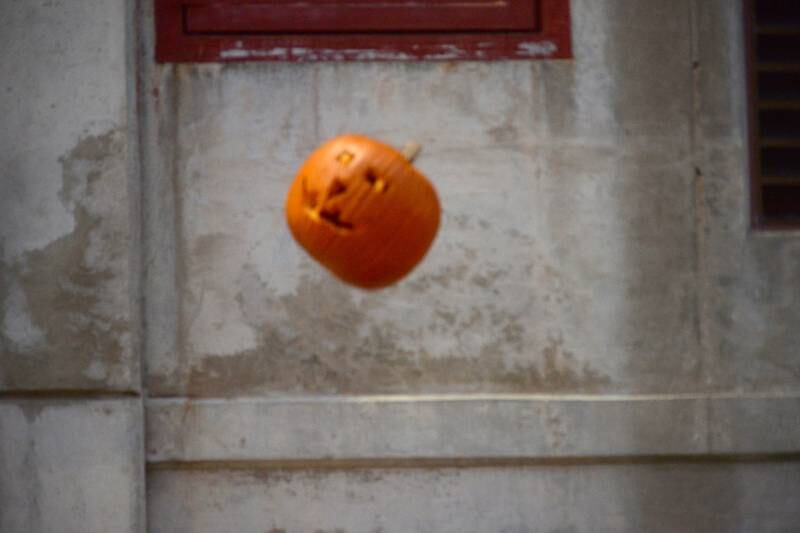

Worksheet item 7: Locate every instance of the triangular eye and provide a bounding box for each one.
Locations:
[328,178,348,198]
[365,168,388,192]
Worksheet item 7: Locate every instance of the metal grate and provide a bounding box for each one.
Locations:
[746,0,800,228]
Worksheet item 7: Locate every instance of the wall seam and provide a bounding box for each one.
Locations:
[128,0,148,529]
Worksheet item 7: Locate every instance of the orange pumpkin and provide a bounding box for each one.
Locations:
[285,134,440,289]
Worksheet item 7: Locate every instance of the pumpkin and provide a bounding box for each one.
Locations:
[285,134,440,289]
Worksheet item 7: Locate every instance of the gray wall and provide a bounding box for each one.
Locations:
[0,0,144,531]
[3,0,800,532]
[143,0,800,400]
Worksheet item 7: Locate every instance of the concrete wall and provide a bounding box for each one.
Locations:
[149,462,800,533]
[142,0,800,400]
[138,0,800,530]
[0,0,144,531]
[3,0,800,531]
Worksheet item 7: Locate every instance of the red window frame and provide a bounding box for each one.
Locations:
[155,0,572,62]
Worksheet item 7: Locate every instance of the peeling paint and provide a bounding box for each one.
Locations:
[423,44,469,61]
[220,47,416,62]
[517,41,558,57]
[221,48,289,60]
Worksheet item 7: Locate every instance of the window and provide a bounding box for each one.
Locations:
[155,0,572,62]
[745,0,800,228]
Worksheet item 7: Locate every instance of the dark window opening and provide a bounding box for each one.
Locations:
[746,0,800,228]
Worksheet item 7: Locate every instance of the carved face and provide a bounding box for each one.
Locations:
[285,134,440,289]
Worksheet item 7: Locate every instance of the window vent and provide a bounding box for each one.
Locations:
[746,0,800,228]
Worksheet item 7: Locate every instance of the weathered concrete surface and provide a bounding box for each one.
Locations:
[146,395,800,463]
[0,399,144,533]
[148,461,800,533]
[141,0,800,398]
[128,0,800,531]
[143,0,715,397]
[694,0,800,391]
[146,396,708,462]
[0,0,137,390]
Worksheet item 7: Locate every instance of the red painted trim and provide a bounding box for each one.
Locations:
[155,0,572,62]
[185,2,538,34]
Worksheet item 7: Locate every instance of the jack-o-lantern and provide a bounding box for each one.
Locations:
[285,134,440,289]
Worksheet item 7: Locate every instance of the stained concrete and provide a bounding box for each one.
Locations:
[135,2,800,527]
[0,399,144,533]
[139,0,758,397]
[695,0,800,390]
[3,0,800,530]
[0,0,137,391]
[149,461,800,533]
[0,1,144,531]
[144,395,800,463]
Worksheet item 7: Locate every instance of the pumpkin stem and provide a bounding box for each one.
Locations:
[401,142,421,163]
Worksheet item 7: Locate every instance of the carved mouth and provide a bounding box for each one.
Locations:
[319,207,354,230]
